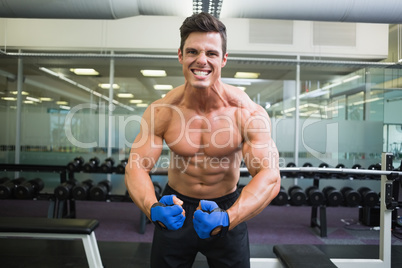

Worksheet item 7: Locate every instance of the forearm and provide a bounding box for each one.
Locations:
[227,169,280,229]
[125,168,158,219]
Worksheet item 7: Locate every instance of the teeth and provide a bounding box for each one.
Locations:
[194,71,209,76]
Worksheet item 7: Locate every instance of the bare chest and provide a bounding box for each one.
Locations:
[163,110,243,157]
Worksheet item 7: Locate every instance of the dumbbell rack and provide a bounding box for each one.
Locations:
[0,163,71,218]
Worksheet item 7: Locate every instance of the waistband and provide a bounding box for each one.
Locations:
[163,183,239,206]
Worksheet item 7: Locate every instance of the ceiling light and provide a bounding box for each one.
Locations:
[117,93,134,98]
[26,96,41,102]
[56,101,68,105]
[40,97,53,101]
[99,83,120,89]
[141,70,167,77]
[2,97,17,101]
[136,103,148,107]
[70,68,99,76]
[60,105,71,110]
[129,99,143,104]
[237,86,246,91]
[343,75,361,83]
[23,100,34,104]
[11,91,29,95]
[234,72,260,79]
[154,85,173,90]
[161,94,166,98]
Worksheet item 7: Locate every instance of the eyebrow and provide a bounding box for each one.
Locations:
[185,47,220,54]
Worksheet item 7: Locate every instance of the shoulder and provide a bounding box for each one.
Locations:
[141,86,184,134]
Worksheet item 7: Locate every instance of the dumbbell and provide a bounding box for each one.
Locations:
[100,157,115,173]
[288,186,306,206]
[301,162,314,178]
[323,186,343,206]
[352,164,365,179]
[272,186,288,206]
[54,180,77,200]
[318,163,331,179]
[14,178,44,199]
[358,187,379,207]
[341,186,361,207]
[367,163,381,180]
[283,162,297,178]
[116,159,128,174]
[67,156,85,172]
[0,177,26,199]
[334,163,347,178]
[0,177,9,184]
[83,157,100,172]
[89,180,112,201]
[305,186,325,206]
[72,179,94,200]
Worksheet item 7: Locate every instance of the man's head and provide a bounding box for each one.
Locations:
[180,12,227,58]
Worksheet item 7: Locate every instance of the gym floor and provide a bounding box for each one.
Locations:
[1,199,402,267]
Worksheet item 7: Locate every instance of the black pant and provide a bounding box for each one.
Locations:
[150,184,250,268]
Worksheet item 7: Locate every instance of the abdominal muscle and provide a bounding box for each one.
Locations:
[167,150,241,199]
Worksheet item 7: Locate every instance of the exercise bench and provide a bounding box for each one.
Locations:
[0,217,103,268]
[273,244,337,268]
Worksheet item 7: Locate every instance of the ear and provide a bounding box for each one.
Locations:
[221,53,228,68]
[178,48,183,64]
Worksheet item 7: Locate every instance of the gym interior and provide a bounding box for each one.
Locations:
[1,1,402,267]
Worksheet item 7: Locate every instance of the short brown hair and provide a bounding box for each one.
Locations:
[179,12,227,57]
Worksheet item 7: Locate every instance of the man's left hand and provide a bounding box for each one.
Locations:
[193,200,229,239]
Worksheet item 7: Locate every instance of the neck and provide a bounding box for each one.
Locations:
[183,81,228,113]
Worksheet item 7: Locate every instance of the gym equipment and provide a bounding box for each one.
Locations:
[83,157,100,172]
[54,180,77,200]
[0,217,102,268]
[100,157,115,173]
[284,162,297,178]
[334,163,347,178]
[358,186,379,207]
[317,163,331,178]
[272,186,288,206]
[0,177,9,184]
[89,180,112,201]
[367,163,381,179]
[14,178,44,199]
[305,186,325,206]
[352,164,365,179]
[340,186,362,207]
[72,179,94,200]
[300,162,313,178]
[323,186,343,207]
[116,159,128,174]
[288,186,306,206]
[67,156,85,172]
[0,177,26,199]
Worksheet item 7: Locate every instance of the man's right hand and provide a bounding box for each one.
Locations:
[150,194,186,230]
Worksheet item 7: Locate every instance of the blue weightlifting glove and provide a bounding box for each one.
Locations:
[193,200,230,239]
[150,195,185,230]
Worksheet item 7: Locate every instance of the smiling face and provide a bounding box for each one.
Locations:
[178,32,228,90]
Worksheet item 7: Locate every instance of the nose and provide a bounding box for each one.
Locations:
[196,52,207,66]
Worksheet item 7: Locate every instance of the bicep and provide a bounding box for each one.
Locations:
[242,109,279,176]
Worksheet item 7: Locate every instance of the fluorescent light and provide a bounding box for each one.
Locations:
[161,94,166,98]
[70,68,99,76]
[237,86,246,91]
[40,97,53,101]
[56,101,68,105]
[154,85,173,90]
[129,99,143,104]
[343,75,361,83]
[136,103,148,107]
[26,96,41,102]
[98,83,120,89]
[141,70,167,77]
[2,97,17,101]
[23,100,34,104]
[234,72,260,79]
[60,105,71,110]
[117,93,134,98]
[11,91,29,95]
